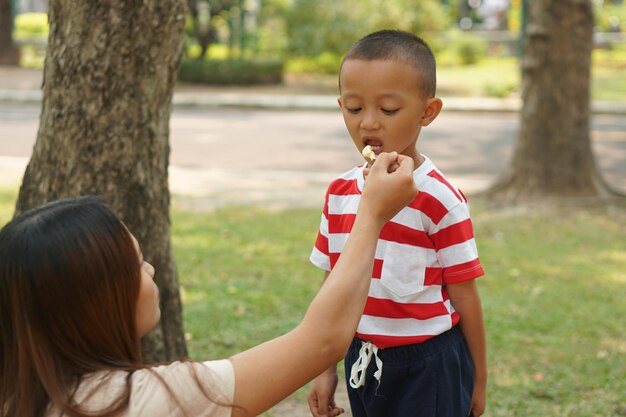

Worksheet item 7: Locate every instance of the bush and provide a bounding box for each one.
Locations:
[14,13,48,40]
[436,30,487,66]
[178,58,284,85]
[285,52,342,75]
[595,3,626,32]
[13,13,48,68]
[484,81,517,98]
[456,35,487,65]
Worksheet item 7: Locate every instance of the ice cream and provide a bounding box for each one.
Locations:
[361,145,377,162]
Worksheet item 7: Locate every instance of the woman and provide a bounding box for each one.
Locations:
[0,153,417,417]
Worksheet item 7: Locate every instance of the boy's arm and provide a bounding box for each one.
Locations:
[446,280,487,417]
[307,271,345,417]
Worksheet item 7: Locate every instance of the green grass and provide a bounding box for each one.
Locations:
[592,65,626,102]
[0,189,16,221]
[592,45,626,102]
[437,57,521,98]
[437,53,626,101]
[474,202,626,416]
[1,188,625,416]
[172,206,322,359]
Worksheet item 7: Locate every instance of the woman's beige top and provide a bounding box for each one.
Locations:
[46,359,235,417]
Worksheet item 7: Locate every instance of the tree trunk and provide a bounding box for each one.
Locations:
[15,0,188,363]
[0,0,20,65]
[488,0,617,202]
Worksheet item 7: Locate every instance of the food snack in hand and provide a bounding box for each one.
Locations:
[361,145,377,162]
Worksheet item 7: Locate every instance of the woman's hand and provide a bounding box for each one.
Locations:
[360,152,417,227]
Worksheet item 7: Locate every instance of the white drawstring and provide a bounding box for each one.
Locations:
[349,341,383,389]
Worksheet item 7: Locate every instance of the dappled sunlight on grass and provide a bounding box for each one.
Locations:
[608,271,626,283]
[599,337,626,356]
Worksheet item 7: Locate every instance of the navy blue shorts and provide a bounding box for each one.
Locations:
[344,325,474,417]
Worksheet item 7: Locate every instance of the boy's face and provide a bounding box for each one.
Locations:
[338,59,441,165]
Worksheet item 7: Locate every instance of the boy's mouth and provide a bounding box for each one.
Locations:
[363,139,382,154]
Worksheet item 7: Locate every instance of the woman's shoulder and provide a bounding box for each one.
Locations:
[148,358,233,377]
[130,359,235,415]
[48,360,235,417]
[143,359,234,394]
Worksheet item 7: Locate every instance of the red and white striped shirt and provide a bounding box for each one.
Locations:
[310,156,484,348]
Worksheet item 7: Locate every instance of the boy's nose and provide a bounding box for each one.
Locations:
[360,111,380,130]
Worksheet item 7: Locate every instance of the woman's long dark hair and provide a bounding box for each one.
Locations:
[0,196,142,417]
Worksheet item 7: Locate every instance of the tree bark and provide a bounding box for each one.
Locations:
[15,0,188,363]
[488,0,617,202]
[0,0,20,65]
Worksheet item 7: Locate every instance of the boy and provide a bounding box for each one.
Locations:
[307,30,487,417]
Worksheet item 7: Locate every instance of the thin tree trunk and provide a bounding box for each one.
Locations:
[15,0,189,362]
[0,0,20,65]
[488,0,617,202]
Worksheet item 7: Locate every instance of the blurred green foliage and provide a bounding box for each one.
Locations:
[13,13,48,68]
[284,0,451,58]
[10,2,626,93]
[595,1,626,32]
[285,52,342,75]
[435,29,488,66]
[178,57,283,85]
[13,13,48,40]
[185,0,242,59]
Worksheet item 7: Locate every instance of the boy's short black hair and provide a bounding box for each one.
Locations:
[342,29,437,98]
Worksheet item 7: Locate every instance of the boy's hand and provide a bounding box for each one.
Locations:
[360,152,417,225]
[469,381,487,416]
[307,370,344,417]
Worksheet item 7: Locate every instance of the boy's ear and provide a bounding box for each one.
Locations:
[337,96,343,109]
[420,97,443,126]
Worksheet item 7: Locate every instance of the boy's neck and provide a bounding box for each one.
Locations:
[413,152,425,169]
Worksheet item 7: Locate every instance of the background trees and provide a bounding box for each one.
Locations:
[187,0,241,59]
[488,0,621,202]
[15,0,189,362]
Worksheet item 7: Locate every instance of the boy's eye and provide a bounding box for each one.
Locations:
[382,108,399,115]
[346,107,362,114]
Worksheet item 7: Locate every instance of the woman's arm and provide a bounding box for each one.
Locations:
[229,152,417,417]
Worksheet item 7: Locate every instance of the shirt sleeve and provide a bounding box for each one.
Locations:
[200,359,235,409]
[130,360,235,417]
[430,203,484,284]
